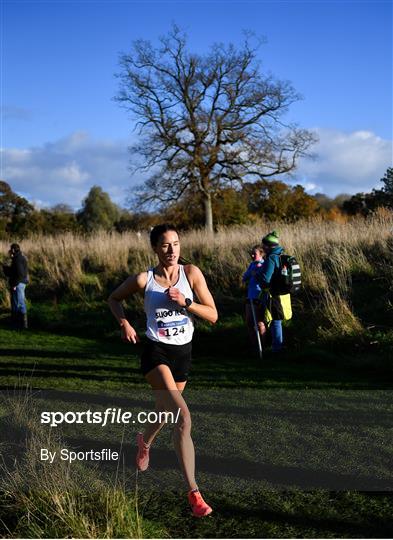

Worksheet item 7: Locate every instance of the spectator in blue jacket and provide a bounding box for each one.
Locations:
[257,231,284,352]
[242,245,266,346]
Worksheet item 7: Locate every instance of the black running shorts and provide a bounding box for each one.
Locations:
[140,338,193,382]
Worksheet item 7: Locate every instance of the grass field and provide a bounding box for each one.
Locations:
[0,215,392,537]
[0,294,392,538]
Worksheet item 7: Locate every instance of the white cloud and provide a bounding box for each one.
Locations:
[296,128,392,195]
[1,128,392,209]
[54,162,90,184]
[1,132,136,209]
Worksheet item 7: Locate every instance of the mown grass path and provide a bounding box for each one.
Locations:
[0,318,392,538]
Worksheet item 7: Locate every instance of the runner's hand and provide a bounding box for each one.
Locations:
[167,287,186,307]
[120,320,140,344]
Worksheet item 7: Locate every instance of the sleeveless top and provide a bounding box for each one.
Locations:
[144,265,194,345]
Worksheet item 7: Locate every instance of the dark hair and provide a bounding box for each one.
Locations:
[10,243,20,253]
[150,224,179,247]
[250,244,264,253]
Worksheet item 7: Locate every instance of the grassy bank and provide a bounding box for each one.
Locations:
[1,213,392,340]
[0,379,166,538]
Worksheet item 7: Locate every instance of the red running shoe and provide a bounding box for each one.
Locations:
[188,489,213,517]
[136,432,150,471]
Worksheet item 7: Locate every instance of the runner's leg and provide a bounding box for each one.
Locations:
[145,364,197,490]
[142,378,186,446]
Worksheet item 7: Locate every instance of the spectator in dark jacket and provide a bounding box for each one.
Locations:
[2,243,29,329]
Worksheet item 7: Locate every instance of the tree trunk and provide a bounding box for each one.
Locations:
[203,193,214,233]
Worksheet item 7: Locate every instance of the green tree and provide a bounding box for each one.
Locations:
[0,180,34,237]
[213,188,249,226]
[24,210,47,234]
[381,167,393,195]
[117,26,317,232]
[77,186,120,232]
[47,204,78,233]
[342,193,367,215]
[374,167,393,209]
[343,169,393,215]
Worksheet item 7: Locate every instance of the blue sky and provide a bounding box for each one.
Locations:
[1,0,392,209]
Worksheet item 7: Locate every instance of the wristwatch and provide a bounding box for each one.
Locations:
[184,298,193,308]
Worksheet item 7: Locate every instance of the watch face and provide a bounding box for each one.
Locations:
[185,298,192,307]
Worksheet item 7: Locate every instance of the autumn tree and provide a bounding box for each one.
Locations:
[116,26,317,232]
[314,193,350,211]
[289,185,320,220]
[163,187,249,228]
[242,179,318,221]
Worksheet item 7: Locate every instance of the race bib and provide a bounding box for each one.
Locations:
[155,308,188,339]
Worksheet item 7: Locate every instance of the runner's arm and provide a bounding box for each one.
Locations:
[170,265,218,323]
[108,272,147,343]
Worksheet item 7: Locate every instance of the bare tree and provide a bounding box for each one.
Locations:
[116,26,317,231]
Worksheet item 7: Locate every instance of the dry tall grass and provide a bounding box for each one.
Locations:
[1,210,392,336]
[0,385,163,538]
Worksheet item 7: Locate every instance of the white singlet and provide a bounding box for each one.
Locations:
[144,265,194,345]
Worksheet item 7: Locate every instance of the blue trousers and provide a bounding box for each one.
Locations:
[271,320,283,352]
[11,283,27,315]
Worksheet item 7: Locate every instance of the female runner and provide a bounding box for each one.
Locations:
[108,224,218,517]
